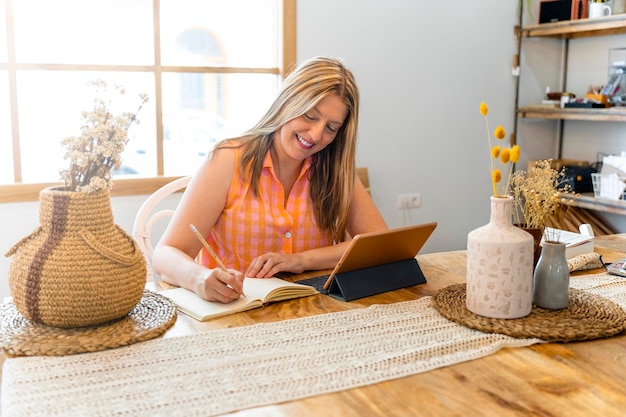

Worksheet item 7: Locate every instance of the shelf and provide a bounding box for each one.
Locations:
[518,106,626,121]
[562,193,626,216]
[520,14,626,39]
[515,11,626,221]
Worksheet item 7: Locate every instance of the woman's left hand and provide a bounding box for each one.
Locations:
[245,252,304,278]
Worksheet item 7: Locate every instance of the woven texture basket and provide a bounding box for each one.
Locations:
[5,186,146,328]
[433,283,626,342]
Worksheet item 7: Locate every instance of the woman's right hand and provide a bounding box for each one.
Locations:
[195,268,245,303]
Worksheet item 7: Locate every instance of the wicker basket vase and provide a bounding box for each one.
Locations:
[5,186,146,328]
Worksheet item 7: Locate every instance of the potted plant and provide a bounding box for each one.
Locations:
[5,80,150,328]
[508,159,575,263]
[508,160,576,310]
[465,102,534,319]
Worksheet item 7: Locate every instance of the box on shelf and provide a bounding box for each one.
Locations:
[539,0,574,23]
[538,0,588,24]
[584,93,609,104]
[591,173,626,200]
[527,159,596,193]
[527,159,590,172]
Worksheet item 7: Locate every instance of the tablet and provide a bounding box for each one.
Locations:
[296,222,437,291]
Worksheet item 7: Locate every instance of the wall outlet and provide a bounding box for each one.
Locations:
[397,193,421,209]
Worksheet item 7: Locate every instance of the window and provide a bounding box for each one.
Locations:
[0,0,296,202]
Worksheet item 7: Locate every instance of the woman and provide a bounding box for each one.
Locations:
[153,56,387,303]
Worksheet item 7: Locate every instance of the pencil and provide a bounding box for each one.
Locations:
[189,224,245,298]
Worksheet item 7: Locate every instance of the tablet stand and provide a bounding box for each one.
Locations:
[327,258,427,302]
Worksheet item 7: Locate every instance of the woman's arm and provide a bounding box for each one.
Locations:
[152,147,245,302]
[245,173,388,277]
[345,172,388,237]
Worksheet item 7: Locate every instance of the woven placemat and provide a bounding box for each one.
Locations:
[0,290,177,356]
[433,284,626,342]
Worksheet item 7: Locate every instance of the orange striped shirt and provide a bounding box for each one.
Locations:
[198,147,333,271]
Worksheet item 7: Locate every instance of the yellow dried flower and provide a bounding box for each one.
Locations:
[480,102,488,116]
[494,125,506,140]
[510,145,520,163]
[500,148,511,164]
[480,102,519,197]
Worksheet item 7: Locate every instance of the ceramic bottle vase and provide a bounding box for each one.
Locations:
[532,242,570,310]
[466,196,534,319]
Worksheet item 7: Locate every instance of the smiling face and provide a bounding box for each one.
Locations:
[273,94,348,164]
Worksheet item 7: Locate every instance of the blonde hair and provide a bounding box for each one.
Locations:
[217,56,359,243]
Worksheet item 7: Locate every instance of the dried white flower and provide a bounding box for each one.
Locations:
[509,159,575,235]
[59,79,149,192]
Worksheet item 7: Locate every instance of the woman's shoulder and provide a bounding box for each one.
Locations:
[214,137,254,155]
[212,137,247,154]
[206,137,254,171]
[206,143,235,168]
[214,137,242,149]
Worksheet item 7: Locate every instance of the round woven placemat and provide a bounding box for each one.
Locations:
[433,284,626,342]
[0,290,177,356]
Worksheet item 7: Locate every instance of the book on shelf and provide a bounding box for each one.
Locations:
[541,226,594,260]
[541,99,561,107]
[525,101,560,109]
[159,277,318,321]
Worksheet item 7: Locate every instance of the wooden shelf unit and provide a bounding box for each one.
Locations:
[514,13,626,219]
[559,193,626,235]
[516,14,626,123]
[565,193,626,216]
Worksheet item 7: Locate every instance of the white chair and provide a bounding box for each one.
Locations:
[132,176,191,281]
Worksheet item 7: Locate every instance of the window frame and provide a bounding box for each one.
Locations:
[0,0,296,203]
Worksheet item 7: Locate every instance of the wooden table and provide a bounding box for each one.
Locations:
[2,234,626,416]
[150,233,626,416]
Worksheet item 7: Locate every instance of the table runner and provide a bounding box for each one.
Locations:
[2,273,624,417]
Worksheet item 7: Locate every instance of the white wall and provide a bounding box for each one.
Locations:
[2,0,624,300]
[295,0,519,246]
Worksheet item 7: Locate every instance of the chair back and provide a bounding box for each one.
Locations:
[132,176,190,281]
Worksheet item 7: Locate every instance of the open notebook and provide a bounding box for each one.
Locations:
[161,222,438,320]
[296,222,437,300]
[160,277,318,321]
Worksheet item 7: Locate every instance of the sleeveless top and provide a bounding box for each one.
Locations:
[198,147,333,271]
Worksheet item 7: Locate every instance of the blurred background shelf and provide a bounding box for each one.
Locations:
[518,14,626,39]
[518,106,626,121]
[555,194,626,235]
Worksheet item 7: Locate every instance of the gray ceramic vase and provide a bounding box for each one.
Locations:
[533,241,570,310]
